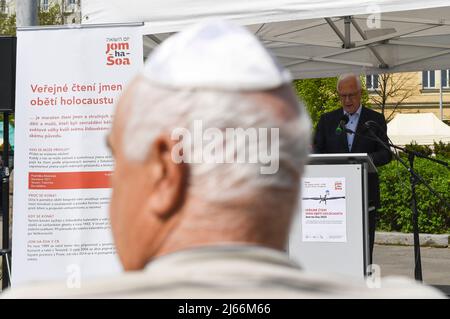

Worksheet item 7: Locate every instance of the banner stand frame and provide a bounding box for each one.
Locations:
[2,112,11,290]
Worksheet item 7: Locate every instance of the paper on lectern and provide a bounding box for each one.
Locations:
[300,177,347,243]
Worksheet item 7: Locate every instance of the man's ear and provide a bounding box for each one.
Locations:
[145,134,187,217]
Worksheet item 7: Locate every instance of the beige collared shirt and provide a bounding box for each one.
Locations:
[1,245,445,299]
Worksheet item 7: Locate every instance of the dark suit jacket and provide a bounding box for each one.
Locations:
[313,106,392,208]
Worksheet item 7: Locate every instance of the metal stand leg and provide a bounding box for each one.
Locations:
[5,252,11,287]
[408,153,423,282]
[0,249,11,289]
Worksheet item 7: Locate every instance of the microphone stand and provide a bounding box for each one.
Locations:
[345,126,450,282]
[387,143,449,281]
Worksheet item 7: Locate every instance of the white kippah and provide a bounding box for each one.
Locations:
[142,19,292,91]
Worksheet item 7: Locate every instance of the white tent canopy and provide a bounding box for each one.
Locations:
[81,0,450,78]
[387,113,450,145]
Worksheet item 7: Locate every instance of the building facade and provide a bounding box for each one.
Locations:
[366,70,450,123]
[0,0,14,15]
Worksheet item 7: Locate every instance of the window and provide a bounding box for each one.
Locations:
[422,70,435,89]
[441,70,450,88]
[0,0,7,13]
[66,0,77,11]
[366,74,379,91]
[42,0,49,11]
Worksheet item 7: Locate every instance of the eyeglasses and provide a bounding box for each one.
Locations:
[339,92,360,100]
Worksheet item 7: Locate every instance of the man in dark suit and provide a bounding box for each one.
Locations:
[313,73,391,264]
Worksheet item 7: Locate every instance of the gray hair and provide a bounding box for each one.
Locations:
[337,73,362,91]
[122,78,311,204]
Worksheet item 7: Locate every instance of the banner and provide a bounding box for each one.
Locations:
[301,177,347,243]
[12,25,143,285]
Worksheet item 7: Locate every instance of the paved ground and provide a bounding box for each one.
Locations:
[373,244,450,286]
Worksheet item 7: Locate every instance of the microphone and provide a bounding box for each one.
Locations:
[363,121,374,132]
[335,114,349,135]
[364,120,378,130]
[364,120,390,140]
[364,120,382,134]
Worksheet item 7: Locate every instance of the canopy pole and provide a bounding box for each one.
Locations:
[350,19,388,69]
[16,0,38,27]
[325,18,345,45]
[344,16,352,49]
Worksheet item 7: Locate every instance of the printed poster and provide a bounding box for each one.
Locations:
[12,25,143,285]
[301,177,347,242]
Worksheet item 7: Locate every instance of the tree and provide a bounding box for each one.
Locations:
[0,12,16,35]
[293,78,340,128]
[368,73,415,122]
[0,3,64,37]
[38,3,63,26]
[293,77,369,128]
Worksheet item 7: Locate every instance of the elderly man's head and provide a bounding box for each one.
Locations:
[107,21,311,270]
[337,73,362,114]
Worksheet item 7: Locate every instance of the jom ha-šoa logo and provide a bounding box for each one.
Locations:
[106,37,132,66]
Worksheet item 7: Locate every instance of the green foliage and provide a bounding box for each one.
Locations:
[0,113,14,127]
[378,155,450,234]
[293,78,340,128]
[39,3,63,26]
[293,77,369,128]
[401,142,433,157]
[397,141,450,158]
[0,12,16,35]
[434,141,450,158]
[0,3,63,36]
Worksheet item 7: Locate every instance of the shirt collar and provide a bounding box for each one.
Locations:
[145,245,300,272]
[343,105,362,117]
